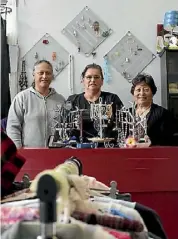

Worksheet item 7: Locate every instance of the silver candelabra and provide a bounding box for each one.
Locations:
[90,97,113,139]
[115,102,147,147]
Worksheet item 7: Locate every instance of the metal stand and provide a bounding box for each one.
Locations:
[116,103,147,147]
[109,180,131,201]
[109,181,117,199]
[79,110,83,144]
[90,98,112,139]
[37,174,58,239]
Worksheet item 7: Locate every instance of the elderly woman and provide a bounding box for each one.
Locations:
[130,73,176,146]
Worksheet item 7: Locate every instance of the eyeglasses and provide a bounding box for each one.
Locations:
[84,75,102,80]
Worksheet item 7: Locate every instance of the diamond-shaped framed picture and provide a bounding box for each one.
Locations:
[21,33,69,78]
[105,31,156,82]
[62,6,112,56]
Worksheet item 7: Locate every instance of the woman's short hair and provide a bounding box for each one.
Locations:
[130,73,157,95]
[81,63,104,79]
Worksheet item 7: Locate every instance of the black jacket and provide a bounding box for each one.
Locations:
[142,103,176,146]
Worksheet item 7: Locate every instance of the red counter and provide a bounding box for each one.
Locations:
[18,147,178,239]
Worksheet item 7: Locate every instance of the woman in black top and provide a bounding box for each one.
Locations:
[130,73,176,146]
[67,63,123,140]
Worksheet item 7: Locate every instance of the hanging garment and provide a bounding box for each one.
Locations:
[1,130,26,198]
[135,203,167,239]
[1,16,11,119]
[71,211,144,233]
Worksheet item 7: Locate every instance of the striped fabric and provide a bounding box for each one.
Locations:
[1,130,26,198]
[71,211,144,232]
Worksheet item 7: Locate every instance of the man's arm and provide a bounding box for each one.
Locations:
[6,94,24,148]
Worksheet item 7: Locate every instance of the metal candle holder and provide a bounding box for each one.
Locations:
[90,97,113,139]
[50,102,85,147]
[115,102,147,147]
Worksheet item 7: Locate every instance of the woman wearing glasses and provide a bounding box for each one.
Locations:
[67,63,123,141]
[6,60,65,148]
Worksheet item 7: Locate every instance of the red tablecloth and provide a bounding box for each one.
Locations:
[18,147,178,239]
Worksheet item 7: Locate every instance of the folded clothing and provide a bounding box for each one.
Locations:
[72,211,144,232]
[1,206,39,228]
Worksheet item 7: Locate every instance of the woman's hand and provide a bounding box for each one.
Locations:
[137,135,151,148]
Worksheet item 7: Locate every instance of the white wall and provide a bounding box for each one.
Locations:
[17,0,177,105]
